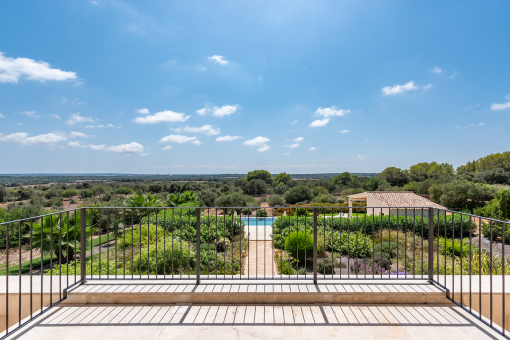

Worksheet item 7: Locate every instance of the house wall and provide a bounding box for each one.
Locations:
[366,196,390,216]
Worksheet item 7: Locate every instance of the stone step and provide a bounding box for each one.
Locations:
[63,279,450,305]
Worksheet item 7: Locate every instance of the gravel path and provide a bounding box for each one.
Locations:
[470,236,509,260]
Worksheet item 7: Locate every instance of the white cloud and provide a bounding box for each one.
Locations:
[309,118,329,127]
[0,131,67,146]
[208,55,229,65]
[141,153,152,156]
[288,143,299,149]
[213,105,238,117]
[192,140,202,146]
[355,154,366,160]
[478,123,485,126]
[88,144,105,151]
[137,108,149,114]
[381,81,432,95]
[196,105,239,117]
[133,110,190,124]
[491,95,510,111]
[432,67,443,73]
[216,135,242,142]
[291,119,298,124]
[49,114,60,119]
[162,145,172,150]
[66,113,96,125]
[68,141,87,148]
[244,136,270,152]
[21,111,42,118]
[0,114,4,118]
[106,142,144,154]
[309,147,316,151]
[90,1,99,5]
[0,52,77,84]
[174,124,220,135]
[315,107,349,118]
[69,131,94,138]
[340,130,349,133]
[294,137,304,142]
[159,134,199,144]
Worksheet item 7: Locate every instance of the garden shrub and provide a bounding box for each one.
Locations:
[349,260,386,275]
[284,231,313,262]
[215,237,231,252]
[256,209,268,217]
[437,237,478,257]
[323,231,373,258]
[298,268,307,275]
[372,255,391,270]
[373,242,402,258]
[132,238,196,275]
[200,243,216,252]
[117,224,165,249]
[277,260,296,275]
[317,258,334,274]
[481,222,510,243]
[267,195,284,207]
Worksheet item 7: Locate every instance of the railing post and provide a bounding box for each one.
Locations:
[313,208,318,285]
[428,207,434,284]
[196,208,201,285]
[80,208,87,284]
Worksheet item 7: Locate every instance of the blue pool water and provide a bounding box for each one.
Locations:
[240,217,275,226]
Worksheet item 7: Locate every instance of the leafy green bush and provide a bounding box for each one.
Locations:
[284,186,312,205]
[298,267,307,275]
[200,243,216,252]
[256,209,268,217]
[317,258,334,274]
[373,242,402,258]
[276,258,296,275]
[132,238,196,275]
[267,195,284,207]
[437,237,477,257]
[284,231,313,262]
[323,231,373,258]
[480,222,510,243]
[215,237,230,252]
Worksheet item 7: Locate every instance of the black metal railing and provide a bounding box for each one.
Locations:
[1,206,509,338]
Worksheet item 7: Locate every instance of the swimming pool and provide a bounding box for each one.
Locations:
[240,217,275,226]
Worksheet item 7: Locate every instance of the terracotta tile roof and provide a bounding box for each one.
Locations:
[367,191,446,209]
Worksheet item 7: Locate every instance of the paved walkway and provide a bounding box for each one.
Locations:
[5,303,506,339]
[246,241,276,277]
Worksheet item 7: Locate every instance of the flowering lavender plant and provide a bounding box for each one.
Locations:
[349,260,387,275]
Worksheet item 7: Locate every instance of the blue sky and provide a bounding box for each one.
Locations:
[0,0,509,174]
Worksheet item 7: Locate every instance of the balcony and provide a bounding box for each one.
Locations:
[1,206,509,339]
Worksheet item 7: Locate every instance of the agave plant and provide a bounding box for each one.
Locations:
[25,212,94,264]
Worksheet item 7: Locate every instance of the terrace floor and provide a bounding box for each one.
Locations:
[7,303,506,340]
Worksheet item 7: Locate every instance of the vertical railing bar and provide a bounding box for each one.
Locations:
[421,208,424,278]
[502,221,506,335]
[49,215,53,306]
[489,219,493,327]
[222,211,225,279]
[388,210,391,279]
[6,222,9,335]
[74,210,77,285]
[452,212,455,301]
[413,209,416,279]
[437,212,440,283]
[396,208,398,279]
[80,208,86,284]
[404,207,407,279]
[444,212,447,291]
[155,209,158,280]
[188,208,191,280]
[288,210,291,280]
[58,213,62,300]
[139,209,142,280]
[148,208,151,280]
[98,209,101,279]
[66,212,69,288]
[304,208,307,280]
[372,209,375,279]
[215,208,218,280]
[469,215,472,313]
[115,210,118,279]
[106,208,110,280]
[313,208,317,284]
[363,209,367,280]
[339,207,343,280]
[248,211,251,279]
[347,209,351,279]
[90,209,92,279]
[131,210,134,280]
[460,214,463,306]
[196,208,201,285]
[272,211,275,280]
[332,208,335,279]
[479,217,482,319]
[163,209,166,279]
[30,219,33,319]
[40,216,43,313]
[123,209,126,279]
[355,207,359,279]
[428,208,434,284]
[18,221,22,327]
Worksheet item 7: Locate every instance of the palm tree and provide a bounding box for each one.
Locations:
[165,190,198,207]
[26,213,93,264]
[125,191,163,208]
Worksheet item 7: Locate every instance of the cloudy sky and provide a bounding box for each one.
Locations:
[0,1,509,174]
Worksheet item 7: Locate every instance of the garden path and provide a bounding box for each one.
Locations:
[246,241,277,277]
